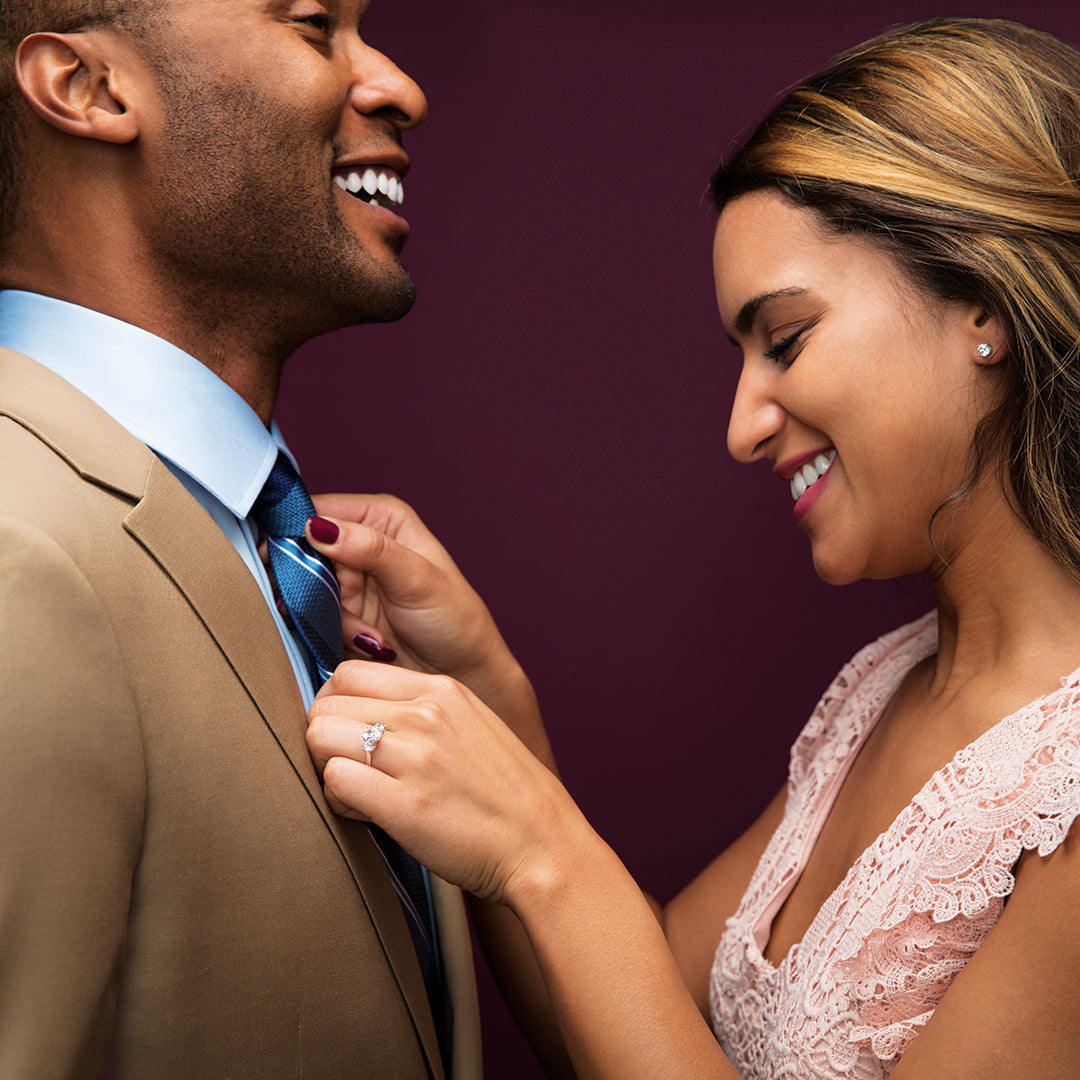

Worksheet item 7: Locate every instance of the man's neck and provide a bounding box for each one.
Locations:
[129,302,287,427]
[1,270,290,426]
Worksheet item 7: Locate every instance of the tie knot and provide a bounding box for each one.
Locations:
[251,450,343,682]
[253,452,315,540]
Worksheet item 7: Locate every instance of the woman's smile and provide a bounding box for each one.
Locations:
[788,449,837,521]
[715,190,1005,584]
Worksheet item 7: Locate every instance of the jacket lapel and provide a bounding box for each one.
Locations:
[1,348,446,1077]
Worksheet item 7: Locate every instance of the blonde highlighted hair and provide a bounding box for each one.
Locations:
[711,18,1080,577]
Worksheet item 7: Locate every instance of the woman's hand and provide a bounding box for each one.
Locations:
[307,492,498,675]
[306,661,736,1080]
[307,660,574,904]
[305,506,566,1066]
[307,493,552,765]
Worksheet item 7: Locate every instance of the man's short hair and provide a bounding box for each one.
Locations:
[0,1,165,259]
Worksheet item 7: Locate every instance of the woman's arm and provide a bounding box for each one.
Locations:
[307,495,571,1071]
[307,662,746,1080]
[662,785,787,1017]
[889,832,1080,1079]
[492,783,786,1071]
[304,497,779,1075]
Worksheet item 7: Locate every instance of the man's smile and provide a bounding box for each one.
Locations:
[332,165,405,210]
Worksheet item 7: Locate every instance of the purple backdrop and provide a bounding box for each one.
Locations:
[277,1,1080,1074]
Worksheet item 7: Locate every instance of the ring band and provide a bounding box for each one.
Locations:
[362,723,386,767]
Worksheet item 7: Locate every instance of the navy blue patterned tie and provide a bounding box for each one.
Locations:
[252,452,441,1013]
[252,453,343,684]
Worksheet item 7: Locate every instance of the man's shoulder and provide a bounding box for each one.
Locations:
[0,347,207,581]
[0,346,154,506]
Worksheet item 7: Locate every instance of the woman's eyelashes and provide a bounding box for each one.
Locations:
[764,329,804,365]
[763,314,821,366]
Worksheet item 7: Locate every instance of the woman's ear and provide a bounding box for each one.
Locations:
[15,31,140,145]
[971,307,1007,366]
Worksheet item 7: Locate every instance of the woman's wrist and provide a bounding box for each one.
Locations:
[452,646,556,766]
[503,804,618,921]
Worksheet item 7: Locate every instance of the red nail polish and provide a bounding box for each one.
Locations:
[308,516,339,544]
[353,633,382,656]
[353,634,397,663]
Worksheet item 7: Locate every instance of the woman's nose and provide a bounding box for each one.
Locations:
[726,362,785,464]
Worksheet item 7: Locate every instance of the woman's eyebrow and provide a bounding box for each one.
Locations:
[733,286,810,337]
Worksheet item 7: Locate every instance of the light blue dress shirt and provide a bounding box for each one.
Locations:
[0,289,318,707]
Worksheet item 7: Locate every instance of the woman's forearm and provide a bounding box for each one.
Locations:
[308,663,739,1079]
[504,817,742,1080]
[469,897,579,1078]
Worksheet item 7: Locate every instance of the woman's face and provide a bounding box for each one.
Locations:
[715,189,1003,585]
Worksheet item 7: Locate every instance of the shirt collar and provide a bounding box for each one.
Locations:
[0,289,287,517]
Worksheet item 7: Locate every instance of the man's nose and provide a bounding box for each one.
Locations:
[349,45,428,131]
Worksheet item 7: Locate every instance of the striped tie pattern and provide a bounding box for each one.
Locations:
[252,453,343,684]
[252,452,441,1012]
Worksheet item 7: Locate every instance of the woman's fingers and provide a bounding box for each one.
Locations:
[307,665,570,904]
[348,625,398,663]
[320,658,465,703]
[322,753,398,821]
[310,492,457,576]
[307,695,400,774]
[307,514,495,674]
[310,492,421,536]
[310,664,476,774]
[307,515,443,607]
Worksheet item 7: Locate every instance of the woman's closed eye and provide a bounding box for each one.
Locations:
[764,330,804,365]
[763,313,821,366]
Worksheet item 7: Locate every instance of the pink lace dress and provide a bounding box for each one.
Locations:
[709,613,1080,1079]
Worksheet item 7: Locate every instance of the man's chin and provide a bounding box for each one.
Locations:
[306,270,417,337]
[358,273,416,324]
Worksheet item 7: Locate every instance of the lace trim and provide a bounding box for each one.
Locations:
[710,614,1080,1080]
[731,615,937,952]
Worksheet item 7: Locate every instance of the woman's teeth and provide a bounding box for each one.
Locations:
[790,450,837,501]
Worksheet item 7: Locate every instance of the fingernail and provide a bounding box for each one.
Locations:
[353,633,397,663]
[308,516,339,544]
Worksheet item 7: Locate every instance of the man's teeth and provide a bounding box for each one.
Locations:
[790,450,837,501]
[332,167,404,208]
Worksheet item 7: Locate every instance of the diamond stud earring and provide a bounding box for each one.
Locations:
[977,343,993,358]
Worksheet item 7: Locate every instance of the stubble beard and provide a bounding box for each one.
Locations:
[144,68,416,357]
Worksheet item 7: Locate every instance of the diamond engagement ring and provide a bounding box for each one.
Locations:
[362,723,386,767]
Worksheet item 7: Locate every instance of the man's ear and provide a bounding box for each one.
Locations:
[15,32,140,144]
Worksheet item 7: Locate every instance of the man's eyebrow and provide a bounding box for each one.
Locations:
[733,287,810,338]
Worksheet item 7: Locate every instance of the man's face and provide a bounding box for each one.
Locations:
[130,0,428,343]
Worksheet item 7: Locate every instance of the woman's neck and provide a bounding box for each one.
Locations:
[926,484,1080,697]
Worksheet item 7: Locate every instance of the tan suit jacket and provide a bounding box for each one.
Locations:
[0,348,481,1079]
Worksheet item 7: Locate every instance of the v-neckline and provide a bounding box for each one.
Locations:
[748,618,1080,976]
[750,696,886,974]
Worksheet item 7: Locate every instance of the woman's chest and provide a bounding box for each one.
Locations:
[762,681,1002,967]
